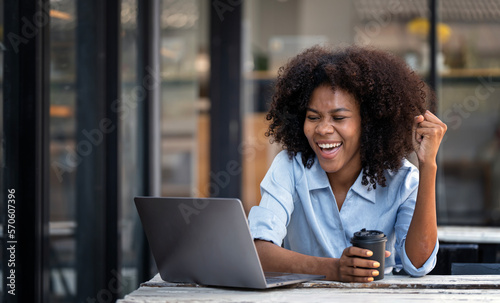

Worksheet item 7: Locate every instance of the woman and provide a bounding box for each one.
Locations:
[247,45,447,282]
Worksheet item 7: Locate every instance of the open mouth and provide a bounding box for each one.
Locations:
[318,142,342,149]
[317,142,342,156]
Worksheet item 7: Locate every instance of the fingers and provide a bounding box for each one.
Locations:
[343,246,373,258]
[339,247,382,282]
[349,267,380,282]
[422,110,445,125]
[414,119,447,141]
[414,114,425,124]
[339,259,381,282]
[413,110,447,148]
[413,114,425,143]
[416,111,447,131]
[413,114,425,135]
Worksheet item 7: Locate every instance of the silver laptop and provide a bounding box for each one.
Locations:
[134,196,326,289]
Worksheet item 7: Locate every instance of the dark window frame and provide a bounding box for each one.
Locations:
[2,0,50,302]
[209,0,243,199]
[74,0,121,301]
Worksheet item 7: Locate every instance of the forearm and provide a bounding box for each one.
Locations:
[405,162,438,268]
[254,240,339,281]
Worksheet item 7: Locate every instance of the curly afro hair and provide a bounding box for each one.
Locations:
[266,45,434,189]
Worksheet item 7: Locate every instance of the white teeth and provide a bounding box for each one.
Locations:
[318,143,342,149]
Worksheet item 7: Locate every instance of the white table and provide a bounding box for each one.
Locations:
[118,274,500,302]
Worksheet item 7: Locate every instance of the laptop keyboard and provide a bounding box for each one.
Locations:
[265,272,295,278]
[264,272,305,283]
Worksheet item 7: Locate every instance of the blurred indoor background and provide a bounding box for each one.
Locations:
[1,0,500,302]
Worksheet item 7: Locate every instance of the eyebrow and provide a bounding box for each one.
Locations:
[306,107,352,114]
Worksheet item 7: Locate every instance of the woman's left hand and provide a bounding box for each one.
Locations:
[413,110,447,166]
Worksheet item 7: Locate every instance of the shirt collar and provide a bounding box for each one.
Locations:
[305,157,331,190]
[350,170,377,203]
[305,156,377,203]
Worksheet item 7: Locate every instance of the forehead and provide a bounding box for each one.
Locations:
[308,85,358,110]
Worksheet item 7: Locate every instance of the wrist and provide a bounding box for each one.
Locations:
[418,160,437,172]
[331,258,340,281]
[319,257,340,281]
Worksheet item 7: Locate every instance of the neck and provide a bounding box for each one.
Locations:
[327,164,362,193]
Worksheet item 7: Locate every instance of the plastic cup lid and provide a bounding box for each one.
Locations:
[351,228,387,241]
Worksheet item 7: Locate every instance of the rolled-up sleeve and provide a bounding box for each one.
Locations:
[248,151,295,246]
[400,238,439,276]
[248,205,288,246]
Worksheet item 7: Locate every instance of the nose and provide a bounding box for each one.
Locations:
[316,121,334,135]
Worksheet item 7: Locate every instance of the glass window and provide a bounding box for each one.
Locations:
[437,3,500,225]
[49,0,77,301]
[241,0,428,214]
[241,0,500,226]
[48,0,146,301]
[119,0,141,295]
[160,0,207,198]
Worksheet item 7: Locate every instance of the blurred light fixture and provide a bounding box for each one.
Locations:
[50,9,73,21]
[50,105,73,118]
[407,17,451,44]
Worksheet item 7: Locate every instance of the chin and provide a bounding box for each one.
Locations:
[318,161,342,174]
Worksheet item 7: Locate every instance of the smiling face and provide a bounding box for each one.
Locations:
[304,85,362,182]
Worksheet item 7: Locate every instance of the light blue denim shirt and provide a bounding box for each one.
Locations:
[248,150,438,276]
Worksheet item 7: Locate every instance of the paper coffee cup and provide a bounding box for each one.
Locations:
[350,228,387,280]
